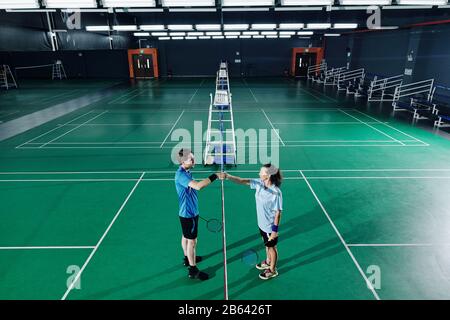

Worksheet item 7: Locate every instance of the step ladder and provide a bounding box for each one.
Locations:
[52,60,67,80]
[204,62,237,166]
[0,65,18,90]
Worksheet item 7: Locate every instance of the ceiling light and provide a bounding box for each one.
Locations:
[103,0,156,7]
[306,23,331,29]
[195,24,221,30]
[151,32,168,36]
[333,23,358,29]
[0,0,39,9]
[397,0,446,4]
[222,0,274,6]
[339,0,391,4]
[113,25,138,31]
[223,24,249,30]
[162,0,214,6]
[281,0,333,5]
[279,23,304,29]
[168,24,193,30]
[140,25,166,31]
[86,26,110,31]
[251,24,277,30]
[44,0,97,8]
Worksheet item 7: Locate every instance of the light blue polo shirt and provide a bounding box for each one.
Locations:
[250,179,283,234]
[175,166,199,218]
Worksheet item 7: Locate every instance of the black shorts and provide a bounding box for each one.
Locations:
[180,216,199,240]
[260,228,278,248]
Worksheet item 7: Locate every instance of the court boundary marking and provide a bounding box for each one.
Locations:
[299,170,380,300]
[338,109,405,146]
[39,111,109,148]
[61,172,146,300]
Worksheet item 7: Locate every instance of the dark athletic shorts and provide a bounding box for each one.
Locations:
[260,228,278,248]
[180,216,199,240]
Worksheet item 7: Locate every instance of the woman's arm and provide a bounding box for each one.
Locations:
[268,210,282,241]
[225,173,251,186]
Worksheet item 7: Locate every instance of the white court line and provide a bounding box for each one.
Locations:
[0,178,173,182]
[347,243,450,247]
[0,246,95,250]
[2,168,450,175]
[261,109,285,146]
[308,86,338,102]
[39,111,109,148]
[160,110,185,148]
[120,79,167,105]
[243,79,258,102]
[56,123,174,126]
[38,89,81,104]
[120,90,146,104]
[3,176,450,182]
[15,110,95,149]
[61,172,145,301]
[338,109,405,146]
[188,79,205,104]
[272,122,388,125]
[107,88,140,105]
[285,140,407,142]
[352,109,429,146]
[18,144,430,149]
[23,139,411,144]
[299,170,380,300]
[287,78,338,102]
[297,87,327,103]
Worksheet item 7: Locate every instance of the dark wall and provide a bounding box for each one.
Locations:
[154,38,319,77]
[325,23,450,91]
[0,50,129,79]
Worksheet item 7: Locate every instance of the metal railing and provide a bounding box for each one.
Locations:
[337,68,365,90]
[307,62,327,80]
[323,67,347,86]
[368,74,403,102]
[393,79,435,102]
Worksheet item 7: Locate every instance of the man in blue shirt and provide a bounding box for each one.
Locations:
[175,148,221,281]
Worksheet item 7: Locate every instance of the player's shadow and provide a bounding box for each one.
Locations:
[195,237,344,300]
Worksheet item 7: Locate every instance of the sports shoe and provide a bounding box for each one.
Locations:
[259,269,278,280]
[183,256,203,267]
[255,260,270,270]
[188,266,209,281]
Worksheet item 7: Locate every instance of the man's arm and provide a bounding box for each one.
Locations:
[188,173,219,190]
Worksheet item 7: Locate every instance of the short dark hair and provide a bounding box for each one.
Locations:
[263,163,282,187]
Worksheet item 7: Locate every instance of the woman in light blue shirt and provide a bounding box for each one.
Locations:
[223,164,283,280]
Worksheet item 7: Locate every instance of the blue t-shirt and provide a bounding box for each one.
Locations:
[250,179,283,234]
[175,166,199,218]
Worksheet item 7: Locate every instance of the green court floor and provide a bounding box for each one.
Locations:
[1,78,450,300]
